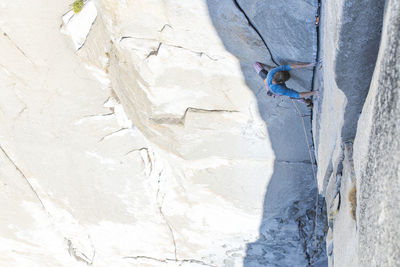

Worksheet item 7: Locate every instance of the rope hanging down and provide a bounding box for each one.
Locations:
[291,99,319,266]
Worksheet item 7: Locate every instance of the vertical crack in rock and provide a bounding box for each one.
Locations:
[142,149,177,260]
[137,148,152,176]
[232,0,278,66]
[311,0,321,93]
[309,2,325,264]
[159,205,178,261]
[309,0,322,151]
[155,169,178,261]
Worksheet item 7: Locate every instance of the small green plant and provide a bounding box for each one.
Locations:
[72,0,84,13]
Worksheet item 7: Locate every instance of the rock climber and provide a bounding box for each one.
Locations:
[254,61,318,105]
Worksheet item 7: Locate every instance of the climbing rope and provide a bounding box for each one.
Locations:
[291,99,319,266]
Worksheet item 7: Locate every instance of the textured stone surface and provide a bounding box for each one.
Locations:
[313,0,400,266]
[354,0,400,265]
[324,144,358,267]
[237,0,318,64]
[96,0,325,264]
[236,0,318,106]
[206,1,327,266]
[61,0,97,50]
[0,0,327,266]
[0,1,175,266]
[313,0,385,192]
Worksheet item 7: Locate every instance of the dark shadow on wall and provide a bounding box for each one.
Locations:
[206,0,327,266]
[334,0,385,142]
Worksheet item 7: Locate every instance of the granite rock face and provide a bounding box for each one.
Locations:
[354,0,400,265]
[226,1,328,266]
[314,0,400,266]
[313,0,385,192]
[93,0,325,265]
[0,0,328,266]
[236,0,318,107]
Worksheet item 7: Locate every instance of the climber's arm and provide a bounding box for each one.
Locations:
[290,62,316,69]
[299,90,318,98]
[272,84,300,98]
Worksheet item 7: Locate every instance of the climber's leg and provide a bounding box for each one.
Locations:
[254,62,268,80]
[291,97,313,108]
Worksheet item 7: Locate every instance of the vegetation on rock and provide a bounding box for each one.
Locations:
[72,0,84,13]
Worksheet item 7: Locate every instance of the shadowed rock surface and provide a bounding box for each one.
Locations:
[313,0,385,194]
[213,1,328,266]
[313,0,400,266]
[354,0,400,265]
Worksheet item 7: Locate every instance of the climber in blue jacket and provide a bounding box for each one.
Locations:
[254,61,318,100]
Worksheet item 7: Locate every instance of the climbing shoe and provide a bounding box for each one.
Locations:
[304,98,313,108]
[253,62,264,74]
